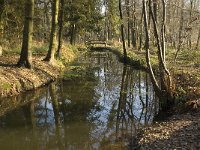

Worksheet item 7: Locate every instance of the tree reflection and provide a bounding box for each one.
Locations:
[100,64,158,149]
[0,51,159,150]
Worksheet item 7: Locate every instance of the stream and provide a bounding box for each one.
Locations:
[0,51,159,150]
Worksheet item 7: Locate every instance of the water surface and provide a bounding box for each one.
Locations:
[0,51,158,150]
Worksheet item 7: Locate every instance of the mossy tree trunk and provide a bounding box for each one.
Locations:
[57,0,64,59]
[17,0,34,69]
[44,0,59,63]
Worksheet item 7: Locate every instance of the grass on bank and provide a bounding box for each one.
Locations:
[0,41,88,98]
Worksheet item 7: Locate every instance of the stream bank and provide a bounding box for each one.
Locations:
[107,45,200,111]
[0,46,86,98]
[0,50,158,150]
[0,45,199,149]
[104,45,200,149]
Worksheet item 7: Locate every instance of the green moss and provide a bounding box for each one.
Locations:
[62,66,84,80]
[4,47,21,55]
[0,83,12,91]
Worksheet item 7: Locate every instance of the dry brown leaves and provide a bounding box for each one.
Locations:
[0,55,60,98]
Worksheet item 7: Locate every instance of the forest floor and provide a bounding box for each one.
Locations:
[136,109,200,150]
[0,55,60,97]
[109,45,200,150]
[0,44,83,98]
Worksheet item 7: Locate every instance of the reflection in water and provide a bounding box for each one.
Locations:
[0,51,158,150]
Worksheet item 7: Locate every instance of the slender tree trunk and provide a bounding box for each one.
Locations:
[188,0,193,49]
[70,24,74,45]
[57,0,64,59]
[161,0,173,107]
[43,1,50,41]
[195,27,200,50]
[0,0,4,41]
[138,6,144,51]
[174,0,184,61]
[153,0,157,22]
[103,0,108,41]
[126,0,131,47]
[152,0,157,45]
[143,0,161,95]
[149,0,170,77]
[0,0,4,56]
[131,0,137,48]
[17,0,34,69]
[70,24,76,45]
[161,0,166,61]
[144,0,173,110]
[44,0,59,63]
[119,0,127,62]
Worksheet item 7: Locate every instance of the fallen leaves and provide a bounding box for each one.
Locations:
[138,111,200,150]
[0,55,61,98]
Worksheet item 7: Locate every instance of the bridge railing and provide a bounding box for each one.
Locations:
[85,40,107,48]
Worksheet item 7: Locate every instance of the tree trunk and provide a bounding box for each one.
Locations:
[188,0,193,49]
[138,6,144,51]
[195,27,200,50]
[0,0,4,56]
[149,0,170,77]
[143,0,161,95]
[153,0,157,22]
[143,0,173,110]
[119,0,127,62]
[57,0,64,59]
[174,0,184,61]
[17,0,34,69]
[70,24,76,45]
[126,0,131,48]
[0,0,4,42]
[44,0,59,63]
[131,0,137,48]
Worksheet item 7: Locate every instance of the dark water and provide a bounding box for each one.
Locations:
[0,51,158,150]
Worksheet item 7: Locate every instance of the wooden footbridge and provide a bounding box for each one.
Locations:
[85,40,107,50]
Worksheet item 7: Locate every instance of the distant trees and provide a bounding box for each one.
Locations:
[0,0,199,69]
[0,0,24,46]
[65,0,103,45]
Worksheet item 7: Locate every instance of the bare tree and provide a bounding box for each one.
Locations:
[143,0,174,110]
